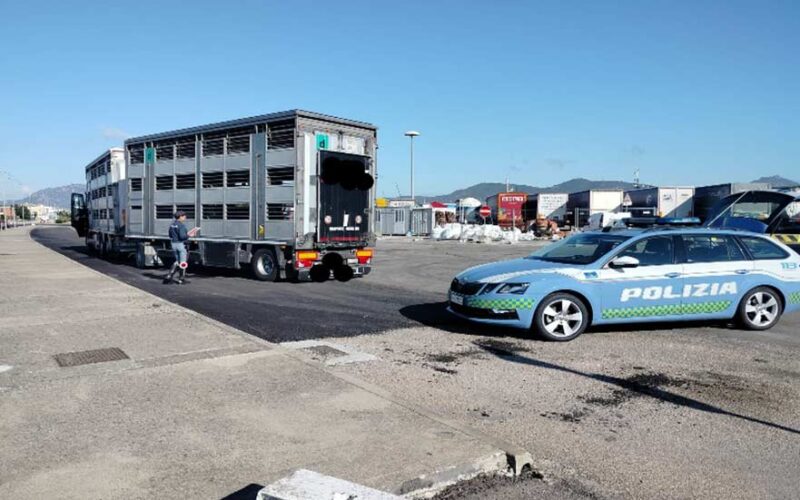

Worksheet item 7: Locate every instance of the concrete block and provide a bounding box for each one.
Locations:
[258,469,401,500]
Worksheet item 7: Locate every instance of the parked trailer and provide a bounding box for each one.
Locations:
[623,186,694,218]
[486,192,527,229]
[71,110,377,282]
[693,183,771,222]
[522,193,568,226]
[566,189,623,228]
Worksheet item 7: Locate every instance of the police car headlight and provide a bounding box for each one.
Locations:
[496,283,529,294]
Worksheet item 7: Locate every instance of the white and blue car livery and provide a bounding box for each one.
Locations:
[448,228,800,341]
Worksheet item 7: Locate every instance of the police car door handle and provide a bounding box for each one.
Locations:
[735,269,750,275]
[665,272,681,278]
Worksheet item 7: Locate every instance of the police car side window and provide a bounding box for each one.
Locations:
[617,236,674,267]
[682,235,745,263]
[739,236,789,260]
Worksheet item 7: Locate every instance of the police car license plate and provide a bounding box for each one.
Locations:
[450,293,464,306]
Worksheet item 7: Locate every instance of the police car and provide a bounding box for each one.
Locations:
[448,227,800,341]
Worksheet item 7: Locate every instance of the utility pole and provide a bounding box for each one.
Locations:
[404,131,420,206]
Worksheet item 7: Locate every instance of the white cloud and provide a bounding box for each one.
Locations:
[102,127,131,141]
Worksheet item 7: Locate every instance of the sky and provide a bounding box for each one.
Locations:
[0,0,798,199]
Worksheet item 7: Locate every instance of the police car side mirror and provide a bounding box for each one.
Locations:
[609,256,640,269]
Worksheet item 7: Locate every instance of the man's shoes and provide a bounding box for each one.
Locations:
[162,277,172,284]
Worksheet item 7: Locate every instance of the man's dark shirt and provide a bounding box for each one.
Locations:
[169,220,189,243]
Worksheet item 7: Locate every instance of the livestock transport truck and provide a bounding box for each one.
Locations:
[71,110,378,282]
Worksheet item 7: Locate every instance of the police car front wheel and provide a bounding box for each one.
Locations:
[534,293,589,342]
[737,287,783,331]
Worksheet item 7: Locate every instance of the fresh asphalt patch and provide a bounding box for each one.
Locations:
[31,226,431,343]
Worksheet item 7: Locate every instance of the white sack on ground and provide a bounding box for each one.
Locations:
[433,223,533,243]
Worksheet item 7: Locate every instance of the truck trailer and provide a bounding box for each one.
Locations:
[566,189,623,228]
[71,110,377,282]
[623,186,694,218]
[485,192,527,229]
[522,193,568,225]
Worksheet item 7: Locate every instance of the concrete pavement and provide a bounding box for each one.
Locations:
[0,226,508,499]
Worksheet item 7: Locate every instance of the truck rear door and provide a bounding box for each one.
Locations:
[317,151,373,246]
[70,193,88,237]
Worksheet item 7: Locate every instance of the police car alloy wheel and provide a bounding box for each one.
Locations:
[534,293,589,341]
[738,287,783,331]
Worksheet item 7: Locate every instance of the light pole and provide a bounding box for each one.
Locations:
[404,130,420,205]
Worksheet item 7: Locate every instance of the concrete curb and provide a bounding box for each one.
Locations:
[26,226,536,495]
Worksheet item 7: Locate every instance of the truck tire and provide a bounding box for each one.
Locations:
[251,248,279,282]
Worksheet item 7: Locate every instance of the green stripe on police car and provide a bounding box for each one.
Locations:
[466,297,536,310]
[602,300,733,320]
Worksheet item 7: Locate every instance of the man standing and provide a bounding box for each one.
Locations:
[163,210,191,284]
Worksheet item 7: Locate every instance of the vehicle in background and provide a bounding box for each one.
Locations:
[704,190,800,254]
[566,189,624,228]
[486,192,527,230]
[693,182,771,222]
[585,211,632,230]
[522,193,568,227]
[448,228,800,341]
[71,110,377,282]
[623,186,694,218]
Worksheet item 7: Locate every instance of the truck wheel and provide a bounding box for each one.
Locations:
[533,293,589,342]
[251,248,279,282]
[737,287,783,331]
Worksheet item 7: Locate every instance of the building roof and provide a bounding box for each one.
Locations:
[125,109,377,145]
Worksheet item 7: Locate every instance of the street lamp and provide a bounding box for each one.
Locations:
[404,130,420,205]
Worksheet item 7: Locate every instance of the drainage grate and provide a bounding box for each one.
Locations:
[54,347,130,367]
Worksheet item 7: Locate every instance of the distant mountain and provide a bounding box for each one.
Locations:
[421,178,642,203]
[15,184,83,209]
[751,175,798,188]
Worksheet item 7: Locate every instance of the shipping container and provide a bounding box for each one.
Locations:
[623,187,694,218]
[522,193,568,224]
[485,192,527,229]
[693,183,771,222]
[566,189,623,227]
[375,207,410,236]
[71,110,378,282]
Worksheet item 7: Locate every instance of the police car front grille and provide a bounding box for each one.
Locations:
[450,279,484,295]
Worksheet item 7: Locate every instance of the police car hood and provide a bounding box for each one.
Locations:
[457,258,584,284]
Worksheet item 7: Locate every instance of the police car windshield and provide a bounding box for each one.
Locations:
[528,233,631,264]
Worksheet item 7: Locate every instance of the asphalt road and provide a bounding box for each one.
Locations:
[30,226,800,499]
[30,226,441,343]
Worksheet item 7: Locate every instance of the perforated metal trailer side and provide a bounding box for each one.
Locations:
[71,148,137,257]
[73,110,378,282]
